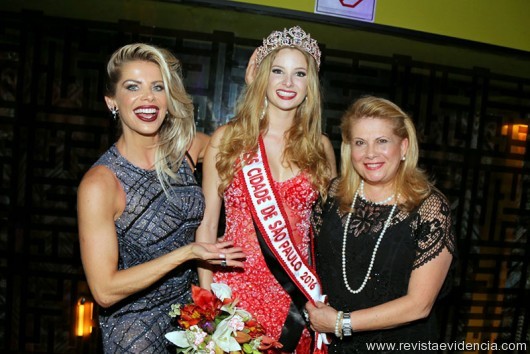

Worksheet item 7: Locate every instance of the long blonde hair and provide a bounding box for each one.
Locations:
[105,43,195,191]
[216,47,331,196]
[337,96,432,212]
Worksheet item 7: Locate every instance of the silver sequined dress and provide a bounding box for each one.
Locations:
[93,145,204,353]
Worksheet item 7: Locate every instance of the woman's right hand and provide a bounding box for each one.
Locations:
[305,301,338,333]
[191,240,246,268]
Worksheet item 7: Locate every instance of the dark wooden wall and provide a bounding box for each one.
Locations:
[0,7,528,354]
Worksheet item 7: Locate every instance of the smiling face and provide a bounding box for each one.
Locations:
[265,48,308,114]
[105,60,167,138]
[349,117,409,191]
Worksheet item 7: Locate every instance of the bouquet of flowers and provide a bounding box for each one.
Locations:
[165,283,282,354]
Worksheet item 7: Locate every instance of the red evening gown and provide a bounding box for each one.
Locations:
[214,169,318,353]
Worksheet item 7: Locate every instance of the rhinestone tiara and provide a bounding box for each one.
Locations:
[255,25,321,69]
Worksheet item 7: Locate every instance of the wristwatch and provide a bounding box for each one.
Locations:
[342,312,352,336]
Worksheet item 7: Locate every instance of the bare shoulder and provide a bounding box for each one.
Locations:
[79,165,118,194]
[210,125,229,146]
[189,131,210,150]
[320,134,333,148]
[188,131,211,163]
[195,131,210,145]
[78,165,123,216]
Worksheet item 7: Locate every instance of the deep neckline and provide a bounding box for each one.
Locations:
[273,171,304,185]
[259,135,303,184]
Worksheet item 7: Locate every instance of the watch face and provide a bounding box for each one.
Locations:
[343,314,352,336]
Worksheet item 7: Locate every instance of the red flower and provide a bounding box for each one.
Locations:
[167,283,276,352]
[244,318,265,338]
[258,336,283,351]
[190,285,222,322]
[177,304,201,329]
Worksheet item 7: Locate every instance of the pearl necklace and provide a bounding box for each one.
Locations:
[359,180,395,205]
[341,183,398,294]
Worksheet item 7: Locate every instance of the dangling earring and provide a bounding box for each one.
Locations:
[111,107,118,120]
[260,97,268,120]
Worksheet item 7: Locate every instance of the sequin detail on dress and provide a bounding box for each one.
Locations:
[93,145,205,353]
[214,172,317,351]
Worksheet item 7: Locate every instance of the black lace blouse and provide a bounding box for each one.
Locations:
[313,180,456,353]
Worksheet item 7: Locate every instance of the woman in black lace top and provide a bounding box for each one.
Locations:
[305,96,456,353]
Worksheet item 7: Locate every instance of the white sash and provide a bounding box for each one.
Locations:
[241,138,329,349]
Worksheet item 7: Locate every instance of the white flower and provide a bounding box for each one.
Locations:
[211,282,232,301]
[165,325,208,351]
[211,282,241,314]
[228,315,245,331]
[234,308,252,321]
[165,330,189,348]
[193,330,208,346]
[166,283,266,353]
[205,341,216,354]
[212,316,242,352]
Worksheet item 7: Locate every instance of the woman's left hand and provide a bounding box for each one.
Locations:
[305,301,338,333]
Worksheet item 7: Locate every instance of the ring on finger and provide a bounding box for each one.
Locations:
[220,259,227,267]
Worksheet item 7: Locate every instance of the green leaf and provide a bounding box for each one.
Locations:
[242,343,253,353]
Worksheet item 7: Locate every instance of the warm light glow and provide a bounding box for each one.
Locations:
[75,297,93,337]
[76,303,84,336]
[501,124,528,154]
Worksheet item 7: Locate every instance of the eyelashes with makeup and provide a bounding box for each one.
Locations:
[271,68,307,77]
[353,138,390,147]
[124,83,165,92]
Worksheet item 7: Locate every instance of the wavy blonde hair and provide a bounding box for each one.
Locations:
[216,47,331,197]
[337,96,432,212]
[105,43,195,191]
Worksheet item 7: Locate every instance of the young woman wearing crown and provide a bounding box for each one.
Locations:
[196,26,337,353]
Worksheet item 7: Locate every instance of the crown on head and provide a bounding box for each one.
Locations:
[255,26,321,69]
